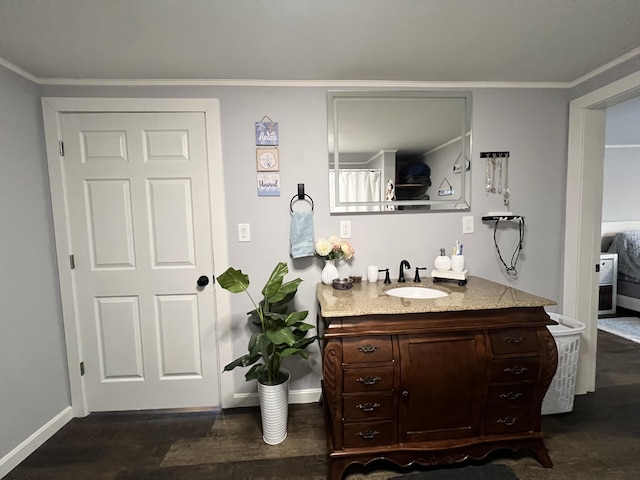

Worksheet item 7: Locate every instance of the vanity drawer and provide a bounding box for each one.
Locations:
[343,420,393,448]
[487,384,536,408]
[343,365,394,393]
[343,393,394,420]
[342,336,393,363]
[490,328,539,355]
[490,358,539,383]
[485,407,533,434]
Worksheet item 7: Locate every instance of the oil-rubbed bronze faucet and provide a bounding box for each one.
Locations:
[398,259,411,282]
[414,267,427,282]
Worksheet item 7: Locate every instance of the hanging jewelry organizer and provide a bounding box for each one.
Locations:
[481,214,525,277]
[481,151,510,207]
[481,151,523,276]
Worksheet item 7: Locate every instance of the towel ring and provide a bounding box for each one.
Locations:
[290,184,314,212]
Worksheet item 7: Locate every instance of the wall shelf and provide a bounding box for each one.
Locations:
[482,215,524,222]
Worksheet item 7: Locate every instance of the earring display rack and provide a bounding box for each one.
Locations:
[481,151,510,207]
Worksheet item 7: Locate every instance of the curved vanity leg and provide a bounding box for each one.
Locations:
[328,457,352,480]
[531,442,554,468]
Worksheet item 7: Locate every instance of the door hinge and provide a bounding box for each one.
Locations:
[59,140,65,157]
[69,254,75,269]
[80,361,85,376]
[595,263,600,273]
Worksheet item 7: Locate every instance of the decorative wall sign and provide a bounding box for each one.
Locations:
[255,117,279,146]
[438,178,454,196]
[257,172,281,196]
[256,147,279,171]
[453,153,471,174]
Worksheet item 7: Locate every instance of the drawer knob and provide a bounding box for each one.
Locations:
[402,390,409,397]
[356,429,380,440]
[356,402,381,412]
[503,335,525,344]
[499,391,524,400]
[357,344,380,354]
[503,365,527,375]
[357,376,382,385]
[497,416,518,426]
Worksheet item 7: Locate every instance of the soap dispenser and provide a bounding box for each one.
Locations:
[434,248,452,272]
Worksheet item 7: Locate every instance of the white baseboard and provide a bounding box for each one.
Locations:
[0,406,73,478]
[290,388,323,405]
[227,388,322,409]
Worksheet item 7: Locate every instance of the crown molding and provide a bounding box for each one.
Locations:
[1,47,638,90]
[568,46,640,88]
[0,56,39,83]
[34,77,570,89]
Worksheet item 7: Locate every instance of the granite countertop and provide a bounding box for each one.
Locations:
[316,276,556,317]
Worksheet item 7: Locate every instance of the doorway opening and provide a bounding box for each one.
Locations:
[563,71,640,395]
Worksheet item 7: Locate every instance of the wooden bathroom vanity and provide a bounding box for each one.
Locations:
[317,277,558,480]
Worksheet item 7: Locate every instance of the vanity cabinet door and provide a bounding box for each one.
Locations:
[397,332,486,442]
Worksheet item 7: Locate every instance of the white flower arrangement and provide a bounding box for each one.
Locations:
[314,236,355,261]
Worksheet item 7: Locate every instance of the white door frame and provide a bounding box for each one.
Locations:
[563,71,640,395]
[42,98,233,416]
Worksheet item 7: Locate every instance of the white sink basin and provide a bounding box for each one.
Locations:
[385,286,448,299]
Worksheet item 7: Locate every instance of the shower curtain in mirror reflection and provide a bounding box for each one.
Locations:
[330,169,382,212]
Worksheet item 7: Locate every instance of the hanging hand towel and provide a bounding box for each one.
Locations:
[290,210,315,259]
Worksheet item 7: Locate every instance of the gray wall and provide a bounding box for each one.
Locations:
[602,147,640,222]
[1,75,572,463]
[0,67,70,460]
[40,83,570,394]
[602,96,640,222]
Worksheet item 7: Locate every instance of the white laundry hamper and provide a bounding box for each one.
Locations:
[541,313,587,415]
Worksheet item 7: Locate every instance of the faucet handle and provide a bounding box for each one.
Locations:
[414,267,427,282]
[380,268,391,284]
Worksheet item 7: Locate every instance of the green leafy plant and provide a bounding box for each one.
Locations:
[217,262,318,385]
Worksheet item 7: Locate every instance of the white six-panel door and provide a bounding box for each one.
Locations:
[60,112,219,411]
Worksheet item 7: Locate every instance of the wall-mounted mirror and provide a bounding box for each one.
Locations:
[328,90,472,213]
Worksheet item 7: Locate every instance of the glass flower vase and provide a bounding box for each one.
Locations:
[321,259,339,285]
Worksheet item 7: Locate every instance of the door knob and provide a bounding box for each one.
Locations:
[197,275,210,287]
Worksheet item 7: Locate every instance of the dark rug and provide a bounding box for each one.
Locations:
[392,464,518,480]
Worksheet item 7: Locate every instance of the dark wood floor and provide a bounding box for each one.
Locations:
[6,329,640,480]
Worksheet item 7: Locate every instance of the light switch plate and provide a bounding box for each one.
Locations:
[340,220,351,238]
[238,223,251,242]
[462,216,474,234]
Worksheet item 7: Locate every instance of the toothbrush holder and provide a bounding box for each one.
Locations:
[451,255,465,273]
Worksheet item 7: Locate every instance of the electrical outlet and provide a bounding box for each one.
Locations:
[238,223,251,242]
[340,220,352,239]
[462,216,474,234]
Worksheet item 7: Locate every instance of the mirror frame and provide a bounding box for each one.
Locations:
[328,90,472,213]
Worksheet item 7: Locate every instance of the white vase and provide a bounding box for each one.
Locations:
[258,370,290,445]
[321,259,339,285]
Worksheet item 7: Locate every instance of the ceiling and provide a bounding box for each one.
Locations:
[0,0,639,84]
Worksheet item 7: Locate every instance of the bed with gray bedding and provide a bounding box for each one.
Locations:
[607,230,640,311]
